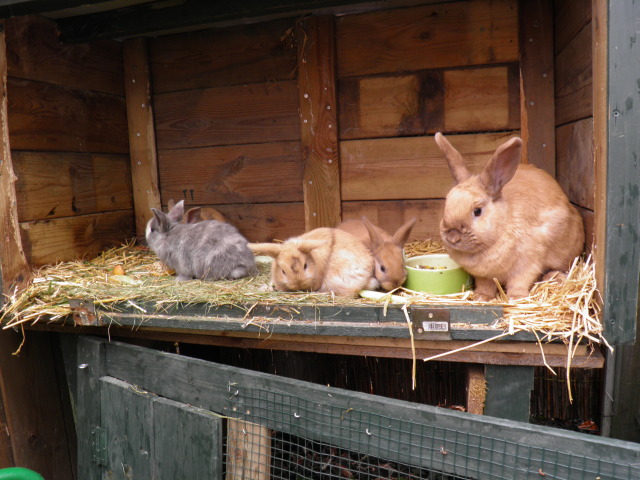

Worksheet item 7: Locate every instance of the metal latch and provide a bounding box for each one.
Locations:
[409,307,452,340]
[91,426,107,466]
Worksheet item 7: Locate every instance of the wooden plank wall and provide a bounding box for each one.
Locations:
[150,19,303,242]
[6,15,134,266]
[149,0,523,242]
[553,0,594,251]
[336,0,521,239]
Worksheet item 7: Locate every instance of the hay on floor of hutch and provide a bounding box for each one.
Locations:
[0,239,609,359]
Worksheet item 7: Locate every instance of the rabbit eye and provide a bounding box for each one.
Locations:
[304,262,308,270]
[379,264,386,273]
[473,207,482,217]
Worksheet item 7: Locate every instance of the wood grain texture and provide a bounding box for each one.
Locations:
[297,16,341,229]
[600,1,640,344]
[153,395,222,478]
[0,27,30,293]
[0,330,75,479]
[339,66,519,140]
[83,338,637,479]
[150,18,297,93]
[339,71,445,140]
[484,365,533,422]
[13,151,133,222]
[579,206,594,254]
[591,0,606,292]
[101,377,154,478]
[159,142,303,205]
[518,0,555,173]
[8,78,129,153]
[164,335,601,367]
[154,80,300,149]
[554,0,591,55]
[444,66,515,133]
[226,420,271,480]
[215,202,305,242]
[5,15,124,95]
[341,200,445,241]
[75,332,106,480]
[124,37,162,239]
[340,132,516,201]
[555,21,592,126]
[19,210,135,266]
[466,365,486,414]
[556,118,594,210]
[337,0,518,77]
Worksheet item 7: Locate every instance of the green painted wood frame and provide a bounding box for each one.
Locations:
[600,1,640,344]
[68,335,640,479]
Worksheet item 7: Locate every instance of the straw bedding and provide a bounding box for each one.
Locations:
[0,239,606,349]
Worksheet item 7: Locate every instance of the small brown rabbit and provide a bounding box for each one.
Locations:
[249,228,378,297]
[167,199,226,224]
[435,132,584,301]
[338,217,416,291]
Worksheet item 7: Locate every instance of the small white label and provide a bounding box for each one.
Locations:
[422,321,449,332]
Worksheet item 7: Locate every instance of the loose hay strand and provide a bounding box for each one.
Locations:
[1,240,607,389]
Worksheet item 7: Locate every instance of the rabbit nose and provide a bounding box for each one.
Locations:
[446,229,462,245]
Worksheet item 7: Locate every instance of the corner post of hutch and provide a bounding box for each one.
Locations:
[0,19,29,298]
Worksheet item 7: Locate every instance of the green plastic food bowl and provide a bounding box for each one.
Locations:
[0,468,44,480]
[403,254,472,295]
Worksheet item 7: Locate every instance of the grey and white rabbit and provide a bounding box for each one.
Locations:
[145,201,257,281]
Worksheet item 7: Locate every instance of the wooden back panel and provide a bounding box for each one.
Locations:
[150,17,303,242]
[149,0,526,243]
[5,15,133,266]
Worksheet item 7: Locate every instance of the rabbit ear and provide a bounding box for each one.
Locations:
[391,217,417,246]
[166,199,185,222]
[480,137,523,198]
[185,207,203,224]
[248,242,282,258]
[434,132,471,184]
[151,208,172,232]
[361,217,386,248]
[297,239,327,254]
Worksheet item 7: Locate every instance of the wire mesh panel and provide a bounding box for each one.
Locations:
[75,337,640,480]
[222,387,640,480]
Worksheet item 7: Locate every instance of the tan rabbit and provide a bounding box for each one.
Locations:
[249,228,377,297]
[338,217,416,291]
[167,199,226,223]
[435,132,584,301]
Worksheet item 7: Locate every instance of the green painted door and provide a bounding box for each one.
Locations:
[74,348,223,479]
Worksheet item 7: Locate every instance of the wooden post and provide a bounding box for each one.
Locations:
[592,0,607,296]
[466,364,486,415]
[226,419,271,480]
[599,0,640,345]
[518,0,555,174]
[123,37,162,240]
[296,16,341,230]
[0,21,30,295]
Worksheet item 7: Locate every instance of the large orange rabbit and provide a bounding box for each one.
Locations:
[435,132,584,301]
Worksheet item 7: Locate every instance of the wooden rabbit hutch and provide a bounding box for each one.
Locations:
[0,0,639,478]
